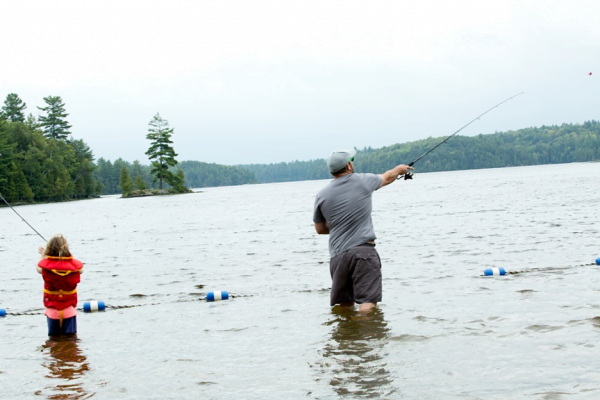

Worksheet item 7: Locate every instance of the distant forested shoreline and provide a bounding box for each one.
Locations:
[94,159,257,194]
[2,91,599,204]
[239,121,600,183]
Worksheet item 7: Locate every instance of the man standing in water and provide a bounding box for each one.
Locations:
[313,149,412,312]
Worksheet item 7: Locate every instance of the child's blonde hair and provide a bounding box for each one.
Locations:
[44,234,72,258]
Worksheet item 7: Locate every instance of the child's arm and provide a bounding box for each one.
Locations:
[37,246,44,274]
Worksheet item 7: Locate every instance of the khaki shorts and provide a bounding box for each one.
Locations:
[329,243,382,306]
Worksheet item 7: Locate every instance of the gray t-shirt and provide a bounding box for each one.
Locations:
[313,173,382,258]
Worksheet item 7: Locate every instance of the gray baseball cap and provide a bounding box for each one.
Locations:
[326,148,356,174]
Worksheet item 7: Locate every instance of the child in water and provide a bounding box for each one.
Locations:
[37,235,83,338]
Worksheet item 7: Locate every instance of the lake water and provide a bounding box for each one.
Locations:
[1,162,600,399]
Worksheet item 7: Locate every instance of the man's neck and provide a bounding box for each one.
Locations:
[333,171,353,180]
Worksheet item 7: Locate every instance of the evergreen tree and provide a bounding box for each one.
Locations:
[134,173,146,190]
[145,113,178,190]
[37,96,72,140]
[131,160,150,189]
[0,121,17,190]
[119,165,133,196]
[40,139,75,200]
[112,159,129,193]
[170,168,188,193]
[2,93,27,122]
[25,113,39,130]
[6,163,34,202]
[95,180,103,195]
[70,139,97,198]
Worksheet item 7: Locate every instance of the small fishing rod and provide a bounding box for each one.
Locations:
[399,92,524,180]
[0,152,47,241]
[0,193,47,242]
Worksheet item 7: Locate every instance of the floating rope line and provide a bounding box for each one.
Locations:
[92,297,239,311]
[1,292,253,317]
[3,311,45,316]
[482,262,598,277]
[100,303,162,310]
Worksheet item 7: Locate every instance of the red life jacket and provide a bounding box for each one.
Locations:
[38,256,83,310]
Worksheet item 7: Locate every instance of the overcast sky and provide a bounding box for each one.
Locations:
[1,1,597,165]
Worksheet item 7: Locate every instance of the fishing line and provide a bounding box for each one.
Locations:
[0,193,47,242]
[399,92,524,180]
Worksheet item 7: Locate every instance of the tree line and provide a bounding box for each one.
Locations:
[238,121,600,183]
[178,161,257,188]
[239,159,329,183]
[3,89,599,202]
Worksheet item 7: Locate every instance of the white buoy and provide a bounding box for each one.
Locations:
[483,268,506,276]
[83,301,106,312]
[206,291,229,302]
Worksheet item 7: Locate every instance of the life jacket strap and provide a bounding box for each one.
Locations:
[44,288,77,297]
[51,269,74,276]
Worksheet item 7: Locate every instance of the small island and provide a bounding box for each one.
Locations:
[122,188,193,198]
[119,113,192,199]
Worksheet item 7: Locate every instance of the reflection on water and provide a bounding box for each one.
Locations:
[39,339,92,399]
[319,307,395,398]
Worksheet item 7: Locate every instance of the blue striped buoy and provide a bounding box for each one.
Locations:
[596,257,600,266]
[0,308,6,317]
[483,268,506,276]
[83,301,106,313]
[206,291,229,302]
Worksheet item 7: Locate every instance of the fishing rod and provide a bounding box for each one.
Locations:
[399,92,524,180]
[0,153,46,241]
[0,193,47,242]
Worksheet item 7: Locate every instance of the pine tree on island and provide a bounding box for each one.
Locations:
[1,93,27,122]
[37,96,72,140]
[119,166,133,197]
[134,173,146,191]
[145,112,190,193]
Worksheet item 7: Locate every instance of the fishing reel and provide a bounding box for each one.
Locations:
[397,171,414,180]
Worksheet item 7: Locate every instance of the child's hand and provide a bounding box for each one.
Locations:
[38,246,45,256]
